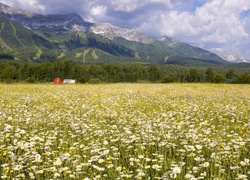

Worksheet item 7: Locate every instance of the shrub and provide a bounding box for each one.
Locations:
[77,77,86,84]
[25,77,36,83]
[161,75,177,83]
[232,73,250,84]
[88,78,102,84]
[213,73,226,83]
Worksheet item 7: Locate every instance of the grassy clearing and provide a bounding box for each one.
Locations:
[35,47,42,59]
[0,84,249,179]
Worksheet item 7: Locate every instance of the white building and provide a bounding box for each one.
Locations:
[63,79,76,84]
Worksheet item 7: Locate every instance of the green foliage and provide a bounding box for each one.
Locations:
[148,65,162,82]
[0,60,249,83]
[213,73,226,83]
[206,68,214,82]
[25,77,36,83]
[161,75,177,83]
[0,53,14,60]
[77,76,86,83]
[88,78,102,84]
[1,64,18,80]
[189,68,199,82]
[233,73,250,84]
[226,69,236,79]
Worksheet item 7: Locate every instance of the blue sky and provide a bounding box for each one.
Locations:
[2,0,250,59]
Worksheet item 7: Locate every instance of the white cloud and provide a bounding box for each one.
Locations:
[0,0,14,6]
[90,5,107,17]
[110,0,139,12]
[139,0,250,49]
[17,0,45,13]
[1,0,45,13]
[109,0,171,12]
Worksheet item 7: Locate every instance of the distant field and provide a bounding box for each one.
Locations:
[0,84,249,179]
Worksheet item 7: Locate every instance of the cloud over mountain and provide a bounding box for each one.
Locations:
[1,0,250,58]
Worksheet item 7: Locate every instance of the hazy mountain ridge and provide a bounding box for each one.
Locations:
[0,2,229,65]
[211,48,250,63]
[0,3,92,32]
[0,2,33,17]
[158,36,225,62]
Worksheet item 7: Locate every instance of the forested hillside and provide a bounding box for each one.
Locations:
[0,15,57,61]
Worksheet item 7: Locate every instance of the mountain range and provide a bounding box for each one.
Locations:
[0,2,240,65]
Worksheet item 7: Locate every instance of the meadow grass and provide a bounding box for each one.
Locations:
[0,83,249,179]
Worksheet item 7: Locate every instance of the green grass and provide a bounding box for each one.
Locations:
[82,48,90,62]
[0,84,249,179]
[91,49,98,59]
[10,21,24,47]
[57,52,66,59]
[35,47,42,59]
[0,22,13,52]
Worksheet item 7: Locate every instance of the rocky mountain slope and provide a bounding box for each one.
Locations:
[211,48,250,63]
[91,23,153,43]
[0,2,227,65]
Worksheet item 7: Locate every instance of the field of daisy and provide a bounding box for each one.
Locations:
[0,83,249,180]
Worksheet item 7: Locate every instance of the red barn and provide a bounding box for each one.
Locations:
[53,78,63,84]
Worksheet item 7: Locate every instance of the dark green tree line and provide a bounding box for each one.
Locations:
[0,60,249,84]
